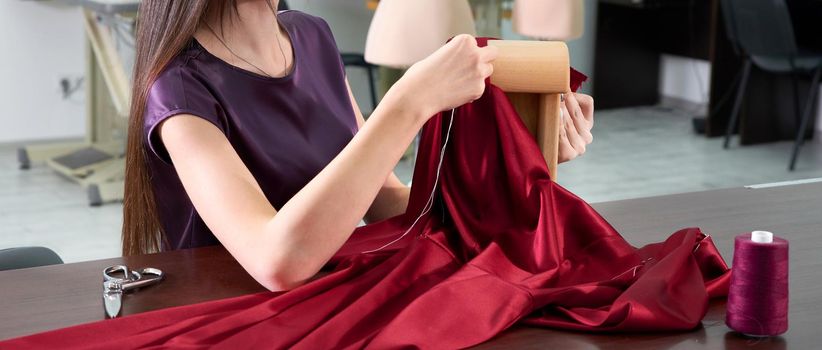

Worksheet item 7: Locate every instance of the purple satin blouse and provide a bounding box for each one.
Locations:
[143,11,357,250]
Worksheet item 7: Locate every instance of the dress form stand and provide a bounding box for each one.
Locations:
[488,40,569,180]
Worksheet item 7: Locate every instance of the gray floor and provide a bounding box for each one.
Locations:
[557,106,822,202]
[2,106,821,263]
[0,147,123,263]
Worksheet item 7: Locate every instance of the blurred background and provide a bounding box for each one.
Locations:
[1,0,820,264]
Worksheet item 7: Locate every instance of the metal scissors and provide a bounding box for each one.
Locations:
[102,265,164,318]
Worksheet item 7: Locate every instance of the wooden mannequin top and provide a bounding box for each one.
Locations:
[488,40,569,180]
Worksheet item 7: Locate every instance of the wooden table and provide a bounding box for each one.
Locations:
[2,182,821,348]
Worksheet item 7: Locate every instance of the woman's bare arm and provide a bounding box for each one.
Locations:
[160,35,497,291]
[344,80,411,223]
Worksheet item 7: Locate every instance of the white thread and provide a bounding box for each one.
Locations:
[693,234,711,253]
[362,109,456,254]
[751,231,773,244]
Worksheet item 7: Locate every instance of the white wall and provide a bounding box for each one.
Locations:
[659,54,711,107]
[0,2,86,144]
[0,0,374,145]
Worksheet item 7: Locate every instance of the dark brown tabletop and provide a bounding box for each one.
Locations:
[2,181,821,348]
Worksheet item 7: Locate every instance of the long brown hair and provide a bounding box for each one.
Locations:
[122,1,240,255]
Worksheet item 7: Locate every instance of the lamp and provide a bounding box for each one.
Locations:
[513,0,584,40]
[364,0,477,68]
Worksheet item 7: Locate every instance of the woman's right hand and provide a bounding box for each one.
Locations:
[388,34,499,122]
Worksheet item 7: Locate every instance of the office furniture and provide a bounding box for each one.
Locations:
[593,0,822,147]
[20,0,139,206]
[594,0,715,109]
[0,247,63,272]
[2,180,821,347]
[720,0,822,171]
[21,0,288,206]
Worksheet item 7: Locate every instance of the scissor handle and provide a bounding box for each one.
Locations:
[121,267,164,292]
[103,265,164,292]
[103,265,141,283]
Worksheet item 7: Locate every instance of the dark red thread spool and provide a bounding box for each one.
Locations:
[726,231,789,337]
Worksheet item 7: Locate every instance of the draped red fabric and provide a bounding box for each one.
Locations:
[3,44,730,349]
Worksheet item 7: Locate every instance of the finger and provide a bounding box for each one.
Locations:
[560,101,567,123]
[571,112,593,144]
[564,113,586,154]
[560,120,567,138]
[443,34,474,55]
[564,93,591,143]
[575,93,595,126]
[569,103,593,144]
[478,45,499,63]
[564,92,581,119]
[558,123,577,163]
[559,106,565,122]
[452,33,475,46]
[479,62,494,79]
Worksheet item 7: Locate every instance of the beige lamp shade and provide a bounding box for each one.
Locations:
[513,0,584,40]
[365,0,477,68]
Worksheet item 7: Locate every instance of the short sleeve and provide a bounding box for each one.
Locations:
[143,62,229,164]
[315,19,346,76]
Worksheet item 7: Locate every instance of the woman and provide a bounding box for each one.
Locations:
[123,0,595,292]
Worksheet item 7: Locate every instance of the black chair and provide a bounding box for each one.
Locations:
[0,247,63,271]
[340,53,379,112]
[721,0,822,170]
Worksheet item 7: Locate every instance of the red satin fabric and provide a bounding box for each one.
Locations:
[4,62,730,349]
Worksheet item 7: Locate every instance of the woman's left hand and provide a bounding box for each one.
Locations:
[558,92,594,163]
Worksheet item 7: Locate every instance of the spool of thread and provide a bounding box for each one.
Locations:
[726,231,789,337]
